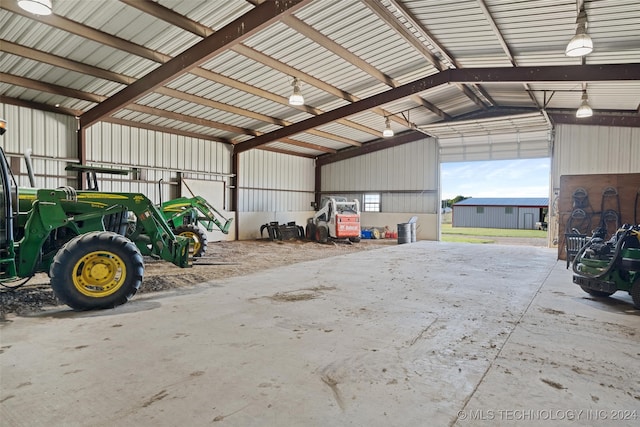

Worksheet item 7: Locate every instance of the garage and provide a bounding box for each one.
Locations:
[1,0,639,425]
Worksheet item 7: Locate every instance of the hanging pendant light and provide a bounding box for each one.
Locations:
[17,0,53,15]
[565,9,593,57]
[382,117,394,137]
[575,90,593,118]
[288,77,304,106]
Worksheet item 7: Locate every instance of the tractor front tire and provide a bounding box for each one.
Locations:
[50,231,144,310]
[175,224,208,257]
[631,279,640,309]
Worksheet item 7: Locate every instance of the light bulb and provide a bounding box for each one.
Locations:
[289,78,304,106]
[383,118,394,137]
[18,0,52,15]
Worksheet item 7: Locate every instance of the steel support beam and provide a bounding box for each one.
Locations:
[548,112,640,128]
[232,151,239,240]
[2,40,135,85]
[80,0,310,128]
[314,162,322,211]
[446,64,640,83]
[316,131,426,167]
[120,0,213,38]
[2,73,106,104]
[235,63,640,154]
[0,96,82,117]
[103,117,229,143]
[429,107,640,127]
[78,126,86,190]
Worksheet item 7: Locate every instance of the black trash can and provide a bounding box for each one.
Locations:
[397,223,411,244]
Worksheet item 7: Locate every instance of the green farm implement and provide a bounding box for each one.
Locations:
[1,119,193,310]
[160,196,232,257]
[66,163,231,258]
[572,224,640,309]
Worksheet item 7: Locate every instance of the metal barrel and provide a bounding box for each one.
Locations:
[410,222,417,242]
[397,223,411,244]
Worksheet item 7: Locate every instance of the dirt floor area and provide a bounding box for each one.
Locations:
[0,236,546,319]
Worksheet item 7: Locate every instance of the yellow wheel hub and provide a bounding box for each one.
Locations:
[179,231,201,254]
[72,251,126,297]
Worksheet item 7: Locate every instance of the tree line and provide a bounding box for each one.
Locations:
[442,195,470,209]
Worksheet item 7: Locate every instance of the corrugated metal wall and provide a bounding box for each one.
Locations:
[1,103,78,189]
[17,106,637,240]
[85,122,232,205]
[2,104,315,220]
[553,124,640,177]
[548,123,640,246]
[238,149,314,212]
[453,206,516,228]
[453,206,540,229]
[550,124,640,219]
[320,138,439,213]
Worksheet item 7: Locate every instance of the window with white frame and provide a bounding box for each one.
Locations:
[363,193,381,212]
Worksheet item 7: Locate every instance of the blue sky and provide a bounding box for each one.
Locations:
[440,158,550,200]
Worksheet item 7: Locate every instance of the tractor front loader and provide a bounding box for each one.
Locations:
[1,119,192,310]
[160,195,233,257]
[55,162,231,259]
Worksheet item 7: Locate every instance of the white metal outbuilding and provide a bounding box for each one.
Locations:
[452,197,549,229]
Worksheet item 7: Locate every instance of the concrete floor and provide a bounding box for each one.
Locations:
[1,242,638,426]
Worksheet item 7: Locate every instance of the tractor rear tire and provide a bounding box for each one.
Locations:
[306,223,317,241]
[316,225,329,243]
[579,285,615,298]
[50,231,144,310]
[175,224,208,257]
[631,279,640,309]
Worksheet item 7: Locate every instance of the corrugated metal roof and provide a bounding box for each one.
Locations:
[1,0,638,159]
[421,112,551,138]
[403,0,506,59]
[454,197,549,206]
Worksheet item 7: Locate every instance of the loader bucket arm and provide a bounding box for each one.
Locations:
[193,196,233,233]
[132,204,193,268]
[160,196,233,234]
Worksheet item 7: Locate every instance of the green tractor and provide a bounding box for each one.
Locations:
[160,196,232,257]
[0,119,193,310]
[572,224,640,309]
[64,164,231,258]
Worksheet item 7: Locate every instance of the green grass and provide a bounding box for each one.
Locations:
[440,235,495,244]
[440,223,547,238]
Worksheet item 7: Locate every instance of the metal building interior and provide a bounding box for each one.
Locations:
[1,0,639,425]
[2,0,639,238]
[2,0,639,165]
